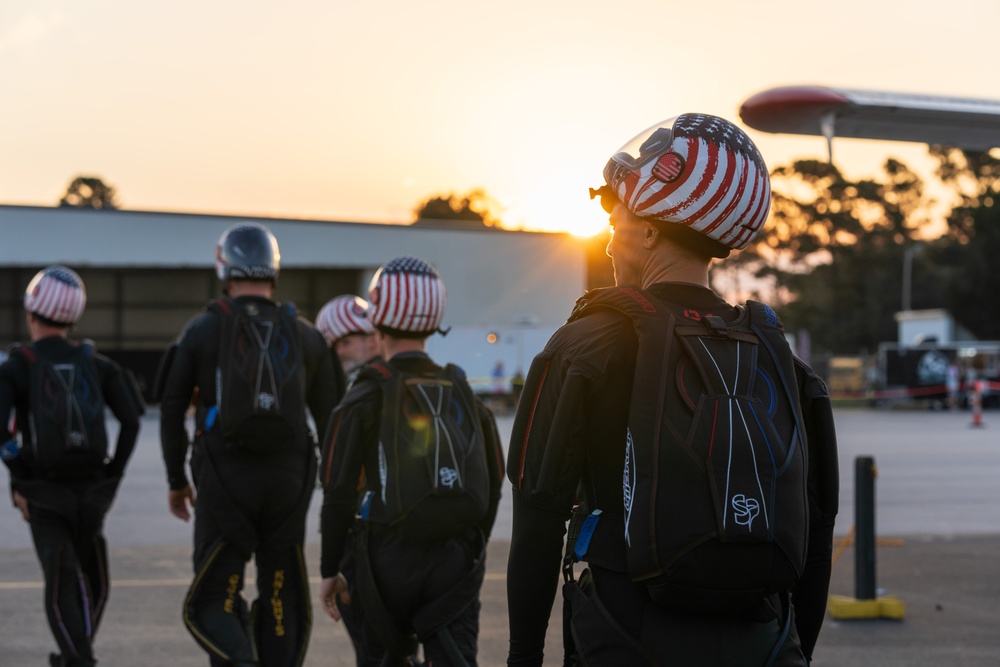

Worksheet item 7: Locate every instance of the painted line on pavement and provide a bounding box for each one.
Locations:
[1,572,507,591]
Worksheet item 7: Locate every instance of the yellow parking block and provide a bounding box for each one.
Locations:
[828,594,906,620]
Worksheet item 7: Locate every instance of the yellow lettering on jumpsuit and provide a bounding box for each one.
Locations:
[271,570,285,637]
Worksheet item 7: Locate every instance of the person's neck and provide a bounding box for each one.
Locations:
[227,281,274,299]
[28,321,69,343]
[378,334,426,360]
[639,244,710,289]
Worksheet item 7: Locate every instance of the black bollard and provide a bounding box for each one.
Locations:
[854,456,877,600]
[828,455,904,619]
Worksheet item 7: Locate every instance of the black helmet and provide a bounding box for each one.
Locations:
[215,223,281,283]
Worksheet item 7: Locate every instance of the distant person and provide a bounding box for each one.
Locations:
[946,362,961,411]
[158,223,339,667]
[491,360,506,394]
[0,266,145,667]
[506,114,840,666]
[964,363,979,409]
[318,256,504,667]
[314,294,383,664]
[316,294,380,386]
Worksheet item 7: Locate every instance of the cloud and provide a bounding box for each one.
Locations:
[0,11,66,54]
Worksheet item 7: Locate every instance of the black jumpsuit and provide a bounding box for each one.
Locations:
[0,336,143,667]
[506,283,840,667]
[159,295,339,667]
[319,351,505,667]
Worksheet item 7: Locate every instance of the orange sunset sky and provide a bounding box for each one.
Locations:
[3,0,1000,237]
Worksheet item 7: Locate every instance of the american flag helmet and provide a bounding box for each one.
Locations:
[602,114,771,255]
[215,223,281,283]
[315,295,374,345]
[23,266,87,324]
[367,256,446,336]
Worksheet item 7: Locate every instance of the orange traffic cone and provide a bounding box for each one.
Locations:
[971,380,984,428]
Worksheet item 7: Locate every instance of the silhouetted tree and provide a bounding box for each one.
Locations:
[413,188,502,228]
[928,147,1000,339]
[751,158,943,354]
[59,175,119,209]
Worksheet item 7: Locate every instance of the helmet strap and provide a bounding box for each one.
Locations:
[650,220,732,259]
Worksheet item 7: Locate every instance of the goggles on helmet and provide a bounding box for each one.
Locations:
[610,119,679,171]
[588,185,619,215]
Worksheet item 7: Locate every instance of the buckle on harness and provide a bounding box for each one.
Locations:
[704,315,730,336]
[563,509,601,583]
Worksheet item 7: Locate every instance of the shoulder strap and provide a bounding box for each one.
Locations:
[443,363,478,403]
[568,285,659,324]
[357,360,393,384]
[745,300,780,329]
[354,525,420,659]
[9,343,36,364]
[744,300,802,423]
[443,362,466,381]
[206,298,234,316]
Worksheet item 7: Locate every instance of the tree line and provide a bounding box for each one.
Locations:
[736,148,1000,356]
[58,147,1000,360]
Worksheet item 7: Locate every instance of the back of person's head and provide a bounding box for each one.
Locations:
[315,295,374,346]
[215,223,281,285]
[591,113,771,259]
[23,265,87,327]
[367,256,447,339]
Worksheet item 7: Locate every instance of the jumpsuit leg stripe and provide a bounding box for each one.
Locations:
[77,573,92,638]
[90,534,109,634]
[51,544,80,659]
[182,540,233,661]
[292,544,312,667]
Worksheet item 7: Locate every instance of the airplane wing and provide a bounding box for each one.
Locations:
[739,85,1000,151]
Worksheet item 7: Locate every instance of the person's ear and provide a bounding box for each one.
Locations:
[642,221,660,249]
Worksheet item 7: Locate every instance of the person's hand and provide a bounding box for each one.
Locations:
[319,574,350,621]
[168,486,196,521]
[12,490,29,521]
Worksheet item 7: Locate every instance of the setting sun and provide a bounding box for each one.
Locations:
[498,165,613,237]
[503,191,610,237]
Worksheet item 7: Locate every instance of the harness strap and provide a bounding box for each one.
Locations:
[355,526,420,659]
[411,533,485,639]
[355,525,485,660]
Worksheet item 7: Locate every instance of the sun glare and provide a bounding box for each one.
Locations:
[503,182,611,237]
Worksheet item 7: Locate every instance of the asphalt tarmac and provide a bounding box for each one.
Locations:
[2,407,998,666]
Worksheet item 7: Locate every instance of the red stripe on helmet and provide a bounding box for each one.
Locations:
[41,279,66,321]
[633,136,703,216]
[390,272,406,330]
[378,273,395,329]
[412,274,426,329]
[702,148,752,237]
[728,168,771,248]
[668,139,722,223]
[707,153,752,240]
[383,272,399,330]
[687,145,739,235]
